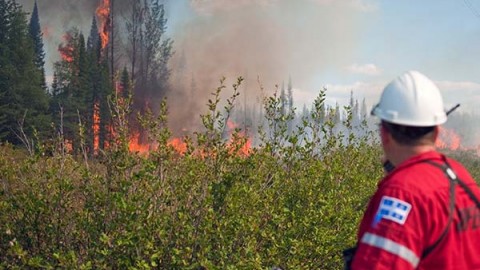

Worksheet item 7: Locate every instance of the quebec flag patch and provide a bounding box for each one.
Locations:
[373,196,412,226]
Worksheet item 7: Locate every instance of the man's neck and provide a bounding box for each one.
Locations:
[388,145,436,167]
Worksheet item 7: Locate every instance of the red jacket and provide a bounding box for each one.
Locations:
[352,151,480,269]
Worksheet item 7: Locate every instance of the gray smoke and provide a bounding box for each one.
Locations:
[17,0,372,134]
[168,0,370,130]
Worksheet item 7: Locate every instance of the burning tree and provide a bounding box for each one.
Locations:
[125,0,173,146]
[51,30,89,151]
[47,0,173,154]
[50,25,113,154]
[96,0,111,50]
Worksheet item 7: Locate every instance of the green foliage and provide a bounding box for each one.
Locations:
[0,0,50,145]
[2,77,478,269]
[28,0,47,91]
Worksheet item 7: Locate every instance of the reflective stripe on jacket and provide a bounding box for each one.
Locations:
[352,151,480,269]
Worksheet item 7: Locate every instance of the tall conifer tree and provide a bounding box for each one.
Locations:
[50,29,90,151]
[287,76,293,113]
[28,0,46,90]
[280,81,286,116]
[0,0,50,144]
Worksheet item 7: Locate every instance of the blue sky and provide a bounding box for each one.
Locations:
[164,0,480,113]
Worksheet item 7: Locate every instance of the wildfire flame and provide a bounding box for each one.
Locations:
[226,120,252,156]
[436,126,461,151]
[129,132,151,154]
[168,138,188,155]
[128,135,188,156]
[96,0,110,49]
[126,120,252,157]
[58,33,74,63]
[93,102,100,153]
[64,140,73,152]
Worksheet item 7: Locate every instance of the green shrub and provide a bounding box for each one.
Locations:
[2,78,476,269]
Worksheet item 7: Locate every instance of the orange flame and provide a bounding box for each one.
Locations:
[240,137,252,156]
[93,102,100,153]
[127,134,189,156]
[64,139,73,152]
[58,33,74,63]
[129,132,151,154]
[226,120,252,157]
[436,126,461,151]
[96,0,110,49]
[126,120,252,157]
[168,138,187,155]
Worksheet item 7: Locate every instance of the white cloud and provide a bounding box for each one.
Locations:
[435,80,480,112]
[346,63,382,76]
[436,81,480,92]
[281,78,480,116]
[293,81,385,110]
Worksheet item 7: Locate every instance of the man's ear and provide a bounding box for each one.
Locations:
[380,124,390,146]
[433,126,440,142]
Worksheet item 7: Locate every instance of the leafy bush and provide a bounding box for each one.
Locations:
[1,78,475,269]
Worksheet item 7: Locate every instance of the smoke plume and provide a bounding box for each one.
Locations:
[168,0,371,129]
[18,0,372,133]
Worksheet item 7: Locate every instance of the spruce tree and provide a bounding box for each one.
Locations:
[86,16,103,152]
[360,98,368,120]
[28,0,46,90]
[50,29,90,152]
[280,81,286,116]
[97,57,113,150]
[334,102,341,124]
[301,104,309,120]
[354,99,360,124]
[286,77,294,134]
[348,90,354,110]
[120,67,132,98]
[87,16,113,151]
[349,90,360,125]
[87,16,100,55]
[287,76,294,113]
[0,0,50,144]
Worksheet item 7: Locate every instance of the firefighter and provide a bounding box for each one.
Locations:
[346,70,480,269]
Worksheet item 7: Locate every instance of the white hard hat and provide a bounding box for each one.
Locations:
[371,70,447,126]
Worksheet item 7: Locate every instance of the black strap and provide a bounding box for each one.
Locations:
[420,159,456,259]
[343,156,480,265]
[455,178,480,209]
[425,157,480,210]
[342,246,357,270]
[421,156,480,258]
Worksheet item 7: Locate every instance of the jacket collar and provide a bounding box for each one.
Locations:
[380,150,444,185]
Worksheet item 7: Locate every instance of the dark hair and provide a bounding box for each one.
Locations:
[381,121,435,146]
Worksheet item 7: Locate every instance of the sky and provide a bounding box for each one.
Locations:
[18,0,480,114]
[165,0,480,113]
